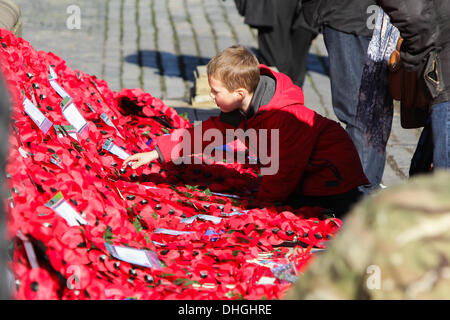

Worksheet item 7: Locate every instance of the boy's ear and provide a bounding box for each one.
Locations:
[234,88,249,100]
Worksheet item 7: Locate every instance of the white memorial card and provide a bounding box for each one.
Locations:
[105,243,162,269]
[61,97,88,137]
[17,230,39,269]
[23,97,53,134]
[45,192,87,227]
[102,138,131,160]
[154,228,193,236]
[18,147,29,159]
[101,113,124,138]
[54,125,79,141]
[210,192,241,199]
[48,66,70,99]
[180,214,222,225]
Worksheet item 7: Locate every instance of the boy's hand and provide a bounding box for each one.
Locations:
[122,150,159,169]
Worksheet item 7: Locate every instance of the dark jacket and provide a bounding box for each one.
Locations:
[377,0,450,104]
[233,0,312,31]
[233,0,274,28]
[301,0,377,37]
[154,65,369,202]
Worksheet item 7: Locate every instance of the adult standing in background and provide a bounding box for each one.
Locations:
[233,0,318,87]
[377,0,450,170]
[301,0,381,192]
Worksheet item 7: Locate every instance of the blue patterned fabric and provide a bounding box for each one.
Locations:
[355,10,399,152]
[345,10,400,191]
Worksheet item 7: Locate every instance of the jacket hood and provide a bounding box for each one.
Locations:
[258,64,305,111]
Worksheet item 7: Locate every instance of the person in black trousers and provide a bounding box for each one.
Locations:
[234,0,318,87]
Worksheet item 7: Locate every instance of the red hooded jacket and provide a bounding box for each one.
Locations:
[154,65,369,202]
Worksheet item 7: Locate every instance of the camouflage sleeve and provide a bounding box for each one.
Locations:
[285,171,450,300]
[284,201,377,300]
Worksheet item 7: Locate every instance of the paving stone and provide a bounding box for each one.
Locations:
[139,0,162,98]
[221,0,257,48]
[152,0,185,99]
[122,1,141,90]
[185,0,216,63]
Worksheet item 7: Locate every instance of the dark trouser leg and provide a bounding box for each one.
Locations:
[257,0,316,87]
[286,188,364,219]
[290,26,317,87]
[410,117,433,176]
[323,26,386,191]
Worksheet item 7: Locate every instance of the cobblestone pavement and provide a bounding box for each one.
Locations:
[15,0,421,187]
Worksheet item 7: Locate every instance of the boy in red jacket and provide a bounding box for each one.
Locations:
[123,45,369,217]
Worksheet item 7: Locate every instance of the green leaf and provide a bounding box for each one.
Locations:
[226,229,244,235]
[8,240,15,251]
[182,191,194,199]
[254,228,266,236]
[144,233,150,244]
[133,218,143,233]
[161,128,170,134]
[160,272,175,278]
[179,112,189,121]
[174,278,187,286]
[203,188,212,196]
[236,236,250,244]
[152,212,158,220]
[231,198,243,206]
[232,250,243,257]
[214,198,227,205]
[71,141,84,152]
[182,280,201,288]
[102,228,115,244]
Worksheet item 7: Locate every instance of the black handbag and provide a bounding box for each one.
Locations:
[388,38,433,129]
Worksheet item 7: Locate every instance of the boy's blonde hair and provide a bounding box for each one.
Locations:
[207,45,260,94]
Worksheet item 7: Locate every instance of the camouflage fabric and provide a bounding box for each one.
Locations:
[285,171,450,299]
